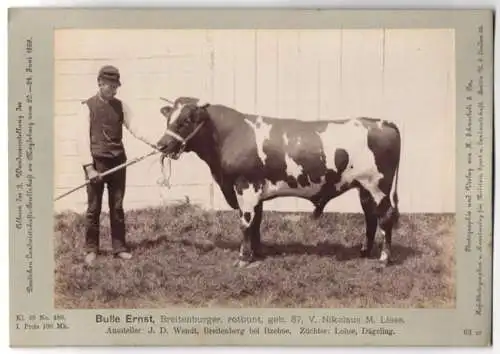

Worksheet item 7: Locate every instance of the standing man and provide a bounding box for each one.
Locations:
[76,65,158,265]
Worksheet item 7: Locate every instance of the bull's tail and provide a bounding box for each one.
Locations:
[389,164,400,228]
[388,121,401,229]
[389,119,401,228]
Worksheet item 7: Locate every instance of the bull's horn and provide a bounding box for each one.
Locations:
[197,98,210,107]
[160,97,175,104]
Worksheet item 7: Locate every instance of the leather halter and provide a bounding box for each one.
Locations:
[163,120,205,158]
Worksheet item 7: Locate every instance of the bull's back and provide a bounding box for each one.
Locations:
[214,109,400,203]
[259,117,400,200]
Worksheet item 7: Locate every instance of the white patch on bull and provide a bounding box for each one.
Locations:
[282,132,302,177]
[379,251,388,262]
[244,116,272,164]
[317,119,386,206]
[235,184,262,228]
[285,155,302,177]
[377,120,384,129]
[379,229,389,262]
[389,166,398,208]
[169,103,185,125]
[379,231,389,261]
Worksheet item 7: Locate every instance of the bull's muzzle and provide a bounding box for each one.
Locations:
[157,130,187,160]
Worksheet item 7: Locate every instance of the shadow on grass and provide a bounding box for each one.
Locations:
[127,234,216,253]
[126,234,422,266]
[215,239,421,265]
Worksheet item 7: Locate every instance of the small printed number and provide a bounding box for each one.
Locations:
[463,329,482,336]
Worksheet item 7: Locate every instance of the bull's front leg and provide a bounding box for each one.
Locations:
[236,203,263,267]
[233,178,263,268]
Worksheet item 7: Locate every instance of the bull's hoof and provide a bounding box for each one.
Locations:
[378,250,391,267]
[311,210,323,220]
[234,259,250,268]
[360,248,371,258]
[379,259,393,268]
[246,260,262,268]
[253,249,263,260]
[234,259,261,268]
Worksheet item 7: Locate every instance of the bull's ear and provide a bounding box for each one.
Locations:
[197,99,210,108]
[160,105,173,118]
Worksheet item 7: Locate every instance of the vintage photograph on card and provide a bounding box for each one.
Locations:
[52,27,456,310]
[9,8,493,347]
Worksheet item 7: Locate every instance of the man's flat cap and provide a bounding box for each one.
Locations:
[98,65,121,85]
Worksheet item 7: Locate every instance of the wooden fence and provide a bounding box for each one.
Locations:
[53,29,455,214]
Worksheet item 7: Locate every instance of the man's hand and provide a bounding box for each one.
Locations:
[84,164,101,183]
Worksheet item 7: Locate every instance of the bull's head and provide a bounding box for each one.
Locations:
[156,97,210,160]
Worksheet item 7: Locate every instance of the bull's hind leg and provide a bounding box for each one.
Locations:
[234,178,263,268]
[376,197,397,266]
[358,188,378,258]
[355,177,397,266]
[250,202,263,258]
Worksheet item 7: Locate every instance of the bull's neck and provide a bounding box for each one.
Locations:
[188,121,222,180]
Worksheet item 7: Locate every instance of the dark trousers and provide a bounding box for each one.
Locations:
[84,154,128,254]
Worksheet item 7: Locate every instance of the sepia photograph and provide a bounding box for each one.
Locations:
[8,7,494,347]
[52,28,457,310]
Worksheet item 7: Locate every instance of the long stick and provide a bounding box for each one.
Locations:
[54,150,160,202]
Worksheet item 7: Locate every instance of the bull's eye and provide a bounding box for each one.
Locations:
[184,117,194,126]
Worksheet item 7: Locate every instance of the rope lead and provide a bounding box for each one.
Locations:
[158,154,172,189]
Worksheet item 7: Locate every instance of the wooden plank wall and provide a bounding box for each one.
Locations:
[53,29,455,214]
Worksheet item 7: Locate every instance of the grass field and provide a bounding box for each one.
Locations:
[54,200,456,309]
